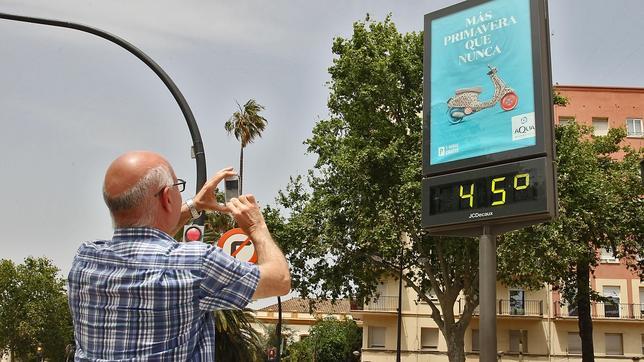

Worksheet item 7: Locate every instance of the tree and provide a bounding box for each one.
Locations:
[498,123,643,361]
[261,324,295,359]
[263,16,483,361]
[214,309,265,361]
[0,257,73,362]
[284,318,361,362]
[225,99,268,194]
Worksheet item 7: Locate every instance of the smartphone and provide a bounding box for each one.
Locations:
[224,175,240,203]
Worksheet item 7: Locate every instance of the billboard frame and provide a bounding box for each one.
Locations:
[422,0,555,178]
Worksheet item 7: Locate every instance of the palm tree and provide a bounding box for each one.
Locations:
[225,98,284,360]
[214,309,265,361]
[224,99,268,194]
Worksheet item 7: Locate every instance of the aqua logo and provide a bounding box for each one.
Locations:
[514,124,535,134]
[512,112,536,141]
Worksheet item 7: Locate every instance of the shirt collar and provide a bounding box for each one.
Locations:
[112,227,177,243]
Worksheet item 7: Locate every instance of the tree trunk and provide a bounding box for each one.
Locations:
[239,144,244,194]
[576,262,594,361]
[444,327,466,362]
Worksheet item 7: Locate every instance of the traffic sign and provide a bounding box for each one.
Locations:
[217,228,257,263]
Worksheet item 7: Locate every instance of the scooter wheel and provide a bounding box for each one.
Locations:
[449,108,464,124]
[501,92,518,111]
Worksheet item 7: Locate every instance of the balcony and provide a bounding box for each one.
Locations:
[554,302,644,320]
[459,299,544,317]
[351,296,399,312]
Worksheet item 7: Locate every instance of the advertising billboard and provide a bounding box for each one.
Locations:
[422,0,556,236]
[423,0,554,177]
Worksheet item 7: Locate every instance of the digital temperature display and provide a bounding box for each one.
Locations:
[429,170,538,214]
[422,157,555,234]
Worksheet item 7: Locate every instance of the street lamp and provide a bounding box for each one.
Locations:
[0,12,208,223]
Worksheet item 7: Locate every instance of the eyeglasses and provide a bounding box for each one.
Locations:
[155,178,186,196]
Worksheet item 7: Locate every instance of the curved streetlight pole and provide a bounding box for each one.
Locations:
[0,12,207,224]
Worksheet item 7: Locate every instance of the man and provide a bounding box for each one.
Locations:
[67,151,290,361]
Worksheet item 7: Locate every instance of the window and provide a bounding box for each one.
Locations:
[627,118,643,137]
[563,288,578,316]
[603,286,621,318]
[558,116,574,126]
[420,328,439,349]
[509,330,528,353]
[368,326,386,348]
[471,329,479,351]
[592,117,609,136]
[641,334,644,354]
[600,247,617,262]
[420,289,439,303]
[567,332,582,354]
[509,289,525,315]
[605,333,623,355]
[640,288,644,318]
[426,288,438,301]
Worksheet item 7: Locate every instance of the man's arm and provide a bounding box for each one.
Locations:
[227,195,291,299]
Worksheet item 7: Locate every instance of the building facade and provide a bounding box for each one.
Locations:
[553,85,643,151]
[352,276,643,361]
[253,298,355,342]
[351,86,643,361]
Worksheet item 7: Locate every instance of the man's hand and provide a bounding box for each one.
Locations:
[193,167,236,213]
[227,194,291,299]
[226,195,266,236]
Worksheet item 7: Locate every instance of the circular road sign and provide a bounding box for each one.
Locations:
[217,228,257,264]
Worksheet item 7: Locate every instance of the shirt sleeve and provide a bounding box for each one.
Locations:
[198,246,260,310]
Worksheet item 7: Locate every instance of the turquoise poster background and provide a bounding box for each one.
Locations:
[430,0,536,165]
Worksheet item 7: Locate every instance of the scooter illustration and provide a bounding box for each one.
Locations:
[446,65,518,124]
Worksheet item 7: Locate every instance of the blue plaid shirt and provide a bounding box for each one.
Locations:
[67,227,259,361]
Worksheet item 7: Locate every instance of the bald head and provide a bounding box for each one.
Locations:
[103,151,175,227]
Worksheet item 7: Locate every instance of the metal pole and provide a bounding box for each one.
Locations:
[396,257,403,362]
[479,225,497,362]
[276,296,282,362]
[0,12,208,224]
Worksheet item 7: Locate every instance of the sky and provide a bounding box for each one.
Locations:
[1,0,644,306]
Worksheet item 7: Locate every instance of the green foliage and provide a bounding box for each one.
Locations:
[284,318,361,362]
[0,257,73,361]
[274,14,425,302]
[552,90,569,106]
[499,123,643,359]
[261,324,295,354]
[225,98,268,193]
[267,16,478,362]
[499,123,643,295]
[214,309,265,362]
[224,99,268,148]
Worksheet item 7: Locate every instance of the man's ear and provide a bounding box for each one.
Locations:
[159,187,173,212]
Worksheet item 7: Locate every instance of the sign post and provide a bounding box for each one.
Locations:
[422,0,555,360]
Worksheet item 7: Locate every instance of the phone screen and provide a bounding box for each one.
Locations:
[224,177,239,202]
